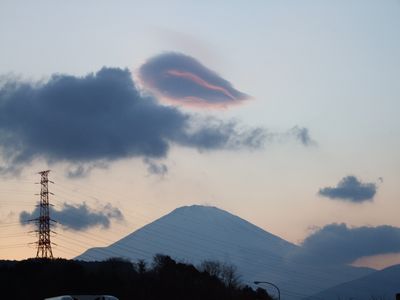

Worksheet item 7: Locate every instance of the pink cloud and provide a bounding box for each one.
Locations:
[139,52,249,108]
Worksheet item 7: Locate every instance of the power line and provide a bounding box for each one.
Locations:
[3,175,370,298]
[51,181,364,291]
[46,196,342,294]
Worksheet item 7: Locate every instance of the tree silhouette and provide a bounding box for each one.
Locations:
[0,256,273,300]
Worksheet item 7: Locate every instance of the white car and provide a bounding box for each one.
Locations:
[45,295,119,300]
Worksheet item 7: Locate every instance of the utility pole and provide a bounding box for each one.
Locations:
[33,170,55,259]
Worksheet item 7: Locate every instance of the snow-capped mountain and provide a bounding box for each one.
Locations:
[76,205,372,299]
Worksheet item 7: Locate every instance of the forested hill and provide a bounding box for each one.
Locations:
[0,256,273,300]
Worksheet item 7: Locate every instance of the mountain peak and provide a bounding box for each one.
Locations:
[170,204,242,219]
[162,204,291,245]
[171,204,222,214]
[76,205,372,300]
[78,204,297,263]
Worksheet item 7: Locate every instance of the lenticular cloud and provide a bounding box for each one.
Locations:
[138,52,249,108]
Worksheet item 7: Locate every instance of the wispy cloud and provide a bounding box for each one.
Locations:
[288,126,316,146]
[143,158,168,177]
[66,162,108,179]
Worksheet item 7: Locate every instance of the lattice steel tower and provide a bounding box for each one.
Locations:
[34,170,54,258]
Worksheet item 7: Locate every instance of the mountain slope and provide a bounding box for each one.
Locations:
[77,205,298,276]
[305,264,400,300]
[76,205,372,299]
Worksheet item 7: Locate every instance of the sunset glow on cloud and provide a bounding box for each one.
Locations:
[138,52,249,108]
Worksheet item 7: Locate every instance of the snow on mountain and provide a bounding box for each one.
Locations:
[76,205,372,299]
[305,264,400,300]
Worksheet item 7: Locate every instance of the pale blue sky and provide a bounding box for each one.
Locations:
[0,0,399,266]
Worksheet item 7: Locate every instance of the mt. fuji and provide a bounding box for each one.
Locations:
[77,205,372,299]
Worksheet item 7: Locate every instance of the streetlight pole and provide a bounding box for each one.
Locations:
[254,281,281,300]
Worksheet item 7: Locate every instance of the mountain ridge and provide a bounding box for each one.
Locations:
[76,205,373,299]
[305,264,400,300]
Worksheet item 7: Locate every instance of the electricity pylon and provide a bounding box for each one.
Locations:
[33,170,55,258]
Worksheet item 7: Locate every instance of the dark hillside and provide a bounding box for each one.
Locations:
[0,256,273,300]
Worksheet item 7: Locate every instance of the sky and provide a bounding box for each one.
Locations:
[0,0,400,269]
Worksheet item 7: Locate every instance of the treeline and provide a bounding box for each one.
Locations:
[0,255,273,300]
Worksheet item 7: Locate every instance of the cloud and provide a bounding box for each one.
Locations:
[318,176,377,203]
[66,165,92,179]
[66,162,108,179]
[20,202,123,231]
[287,126,316,146]
[138,52,249,108]
[0,67,264,174]
[143,158,168,177]
[294,223,400,265]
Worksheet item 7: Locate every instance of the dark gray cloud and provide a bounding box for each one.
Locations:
[20,202,123,231]
[143,158,168,177]
[0,67,264,174]
[294,223,400,265]
[318,176,377,203]
[138,52,249,108]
